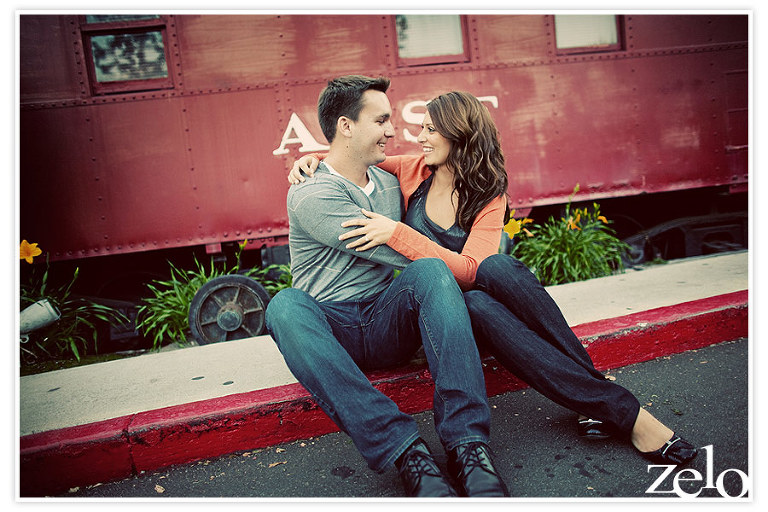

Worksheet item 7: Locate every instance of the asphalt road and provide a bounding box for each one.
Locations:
[61,338,750,501]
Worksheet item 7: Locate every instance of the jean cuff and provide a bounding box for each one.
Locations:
[444,434,489,453]
[379,431,421,473]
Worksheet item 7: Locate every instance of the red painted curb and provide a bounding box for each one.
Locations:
[576,290,748,370]
[20,417,133,497]
[19,291,748,497]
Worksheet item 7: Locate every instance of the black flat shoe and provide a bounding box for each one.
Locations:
[396,439,457,497]
[447,442,510,497]
[640,435,698,465]
[577,418,611,440]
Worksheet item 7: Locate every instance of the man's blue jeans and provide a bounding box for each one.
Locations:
[265,258,491,472]
[465,254,640,436]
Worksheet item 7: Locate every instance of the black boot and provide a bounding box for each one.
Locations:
[395,439,457,497]
[447,442,510,497]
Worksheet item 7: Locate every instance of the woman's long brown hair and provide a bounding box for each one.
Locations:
[426,91,509,232]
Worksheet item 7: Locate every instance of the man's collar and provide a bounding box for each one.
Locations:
[322,162,375,196]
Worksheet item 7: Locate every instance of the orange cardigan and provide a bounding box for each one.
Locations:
[311,153,507,290]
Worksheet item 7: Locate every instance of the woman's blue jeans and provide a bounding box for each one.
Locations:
[465,254,641,437]
[265,258,491,472]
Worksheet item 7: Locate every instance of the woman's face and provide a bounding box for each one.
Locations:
[417,111,451,168]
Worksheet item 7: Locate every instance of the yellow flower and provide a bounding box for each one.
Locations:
[597,215,608,224]
[565,215,582,231]
[503,211,534,239]
[504,218,522,238]
[20,240,42,264]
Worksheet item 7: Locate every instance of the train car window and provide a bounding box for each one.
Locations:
[395,15,469,66]
[90,32,168,83]
[554,15,622,54]
[85,15,161,23]
[80,15,174,95]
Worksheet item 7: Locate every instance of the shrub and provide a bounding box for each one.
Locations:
[509,187,630,286]
[20,248,127,362]
[135,258,223,350]
[248,263,293,295]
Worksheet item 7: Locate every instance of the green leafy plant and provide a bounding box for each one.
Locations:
[135,241,293,350]
[135,257,225,350]
[20,249,128,362]
[249,263,293,295]
[509,186,630,286]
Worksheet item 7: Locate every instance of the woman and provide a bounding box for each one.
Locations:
[288,91,699,466]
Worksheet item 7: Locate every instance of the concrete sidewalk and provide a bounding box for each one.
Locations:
[18,251,750,497]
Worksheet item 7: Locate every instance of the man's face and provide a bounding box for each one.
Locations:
[348,89,395,167]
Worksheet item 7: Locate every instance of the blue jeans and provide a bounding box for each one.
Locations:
[265,258,491,472]
[465,254,640,436]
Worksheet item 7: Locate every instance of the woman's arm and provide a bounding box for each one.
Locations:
[288,153,420,183]
[388,196,506,290]
[288,152,431,202]
[341,195,507,290]
[287,153,326,184]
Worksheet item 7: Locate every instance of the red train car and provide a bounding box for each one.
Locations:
[19,13,748,284]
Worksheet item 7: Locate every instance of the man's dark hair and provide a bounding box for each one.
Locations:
[317,75,391,143]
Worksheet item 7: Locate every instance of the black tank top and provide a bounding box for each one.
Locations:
[404,174,469,253]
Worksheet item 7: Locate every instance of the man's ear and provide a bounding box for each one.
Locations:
[336,116,353,139]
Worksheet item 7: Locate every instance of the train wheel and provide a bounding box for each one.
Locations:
[188,274,271,345]
[622,240,647,266]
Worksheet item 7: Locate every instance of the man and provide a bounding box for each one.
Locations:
[265,75,508,498]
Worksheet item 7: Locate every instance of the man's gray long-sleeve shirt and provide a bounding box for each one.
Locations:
[287,162,412,302]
